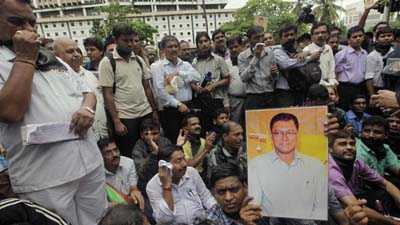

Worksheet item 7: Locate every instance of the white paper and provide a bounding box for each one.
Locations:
[21,122,79,145]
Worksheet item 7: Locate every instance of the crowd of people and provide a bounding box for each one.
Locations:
[2,0,400,224]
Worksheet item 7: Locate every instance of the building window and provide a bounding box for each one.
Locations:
[218,14,221,18]
[179,24,183,28]
[164,33,167,36]
[210,23,213,26]
[178,16,182,20]
[171,16,174,20]
[155,25,159,29]
[81,30,84,34]
[225,14,228,17]
[186,16,189,19]
[55,32,58,36]
[61,23,64,27]
[163,25,166,29]
[195,16,198,19]
[157,33,160,37]
[203,23,205,27]
[173,32,176,35]
[79,22,82,26]
[162,17,166,21]
[180,32,183,35]
[172,25,175,28]
[187,32,190,35]
[87,21,91,25]
[73,31,76,35]
[44,24,48,28]
[187,24,190,27]
[209,15,212,18]
[71,22,75,26]
[155,18,158,21]
[53,24,56,28]
[46,33,50,37]
[63,32,67,35]
[75,40,78,43]
[195,23,198,27]
[147,18,150,21]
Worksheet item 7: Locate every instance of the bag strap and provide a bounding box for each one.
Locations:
[106,181,135,205]
[107,54,117,94]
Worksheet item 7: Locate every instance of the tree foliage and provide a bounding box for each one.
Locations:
[90,3,157,44]
[313,0,346,25]
[221,0,307,39]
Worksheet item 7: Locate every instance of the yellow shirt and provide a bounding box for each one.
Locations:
[183,138,206,173]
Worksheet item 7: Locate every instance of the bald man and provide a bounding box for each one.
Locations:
[54,37,108,140]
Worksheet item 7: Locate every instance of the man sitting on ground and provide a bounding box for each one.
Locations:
[97,138,144,209]
[146,145,217,225]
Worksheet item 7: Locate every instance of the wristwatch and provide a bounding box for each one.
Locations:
[83,106,95,114]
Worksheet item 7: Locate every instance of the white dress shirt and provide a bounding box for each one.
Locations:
[248,150,328,220]
[146,166,217,225]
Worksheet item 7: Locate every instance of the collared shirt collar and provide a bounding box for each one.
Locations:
[271,149,302,164]
[347,110,368,120]
[347,46,367,55]
[161,57,183,66]
[112,48,138,60]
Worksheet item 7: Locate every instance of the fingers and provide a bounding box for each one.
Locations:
[241,196,253,208]
[138,194,145,210]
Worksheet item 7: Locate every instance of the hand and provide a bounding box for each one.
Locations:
[69,108,94,137]
[158,166,172,188]
[13,30,40,64]
[344,124,356,133]
[295,52,308,61]
[164,71,179,85]
[143,133,158,155]
[176,129,187,146]
[310,51,321,61]
[130,189,145,210]
[114,120,128,136]
[152,111,159,121]
[365,0,378,10]
[201,85,213,93]
[371,90,400,109]
[344,199,368,225]
[253,44,264,58]
[239,196,262,225]
[205,131,216,152]
[325,113,340,145]
[270,64,279,78]
[178,103,190,114]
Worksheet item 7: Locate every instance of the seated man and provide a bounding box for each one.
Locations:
[346,95,371,136]
[207,121,247,182]
[209,108,230,144]
[356,116,400,177]
[329,130,400,224]
[97,138,144,209]
[207,163,368,225]
[146,145,217,225]
[98,204,148,225]
[181,114,215,179]
[131,118,172,223]
[385,114,400,156]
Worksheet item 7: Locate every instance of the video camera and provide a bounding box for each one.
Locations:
[296,4,315,24]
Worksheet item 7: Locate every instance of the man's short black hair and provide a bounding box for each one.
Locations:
[347,25,364,39]
[104,34,114,49]
[311,22,329,35]
[83,37,104,51]
[212,29,226,41]
[350,94,367,104]
[329,129,356,147]
[226,35,243,47]
[97,137,114,151]
[373,21,389,33]
[159,145,184,162]
[179,40,189,46]
[297,33,311,44]
[181,114,199,128]
[307,84,329,101]
[362,115,389,133]
[246,25,264,39]
[212,108,229,120]
[270,113,299,131]
[40,38,53,47]
[279,23,297,38]
[375,26,393,39]
[330,26,341,34]
[112,23,138,39]
[98,204,143,225]
[160,35,179,50]
[140,118,160,133]
[210,162,246,188]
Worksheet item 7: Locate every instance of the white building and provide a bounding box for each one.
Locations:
[343,0,384,30]
[32,0,234,49]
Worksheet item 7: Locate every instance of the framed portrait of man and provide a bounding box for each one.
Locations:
[247,106,328,220]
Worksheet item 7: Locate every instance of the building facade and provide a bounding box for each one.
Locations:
[32,0,234,49]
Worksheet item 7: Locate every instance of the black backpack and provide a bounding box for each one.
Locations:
[284,61,322,92]
[107,54,143,94]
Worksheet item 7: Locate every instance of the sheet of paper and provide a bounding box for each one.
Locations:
[21,122,79,145]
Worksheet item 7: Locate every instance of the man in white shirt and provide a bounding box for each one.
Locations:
[146,145,216,225]
[53,37,108,140]
[303,22,338,87]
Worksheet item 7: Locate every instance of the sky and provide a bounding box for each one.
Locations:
[225,0,362,10]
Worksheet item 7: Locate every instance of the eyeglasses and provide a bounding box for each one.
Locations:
[166,45,178,49]
[271,130,297,138]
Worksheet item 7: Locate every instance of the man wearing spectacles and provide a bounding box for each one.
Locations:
[248,112,328,220]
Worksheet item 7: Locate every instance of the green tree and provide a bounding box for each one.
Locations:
[90,3,157,44]
[313,0,345,25]
[221,0,307,39]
